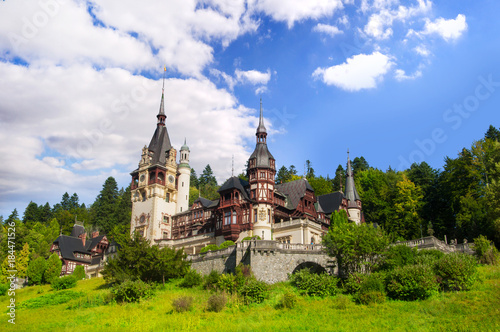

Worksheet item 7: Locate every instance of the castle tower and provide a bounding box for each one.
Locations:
[345,150,362,224]
[130,81,179,243]
[247,100,276,240]
[177,139,191,213]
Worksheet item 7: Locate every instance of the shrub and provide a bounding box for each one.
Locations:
[417,249,445,261]
[474,235,499,265]
[240,280,268,304]
[359,272,386,294]
[277,291,297,309]
[343,272,367,294]
[242,235,261,241]
[51,275,77,290]
[379,245,416,271]
[112,279,153,303]
[435,253,477,291]
[386,264,438,301]
[179,270,202,288]
[217,273,237,294]
[0,283,8,296]
[355,291,386,305]
[290,269,338,297]
[172,296,193,313]
[206,293,227,312]
[234,264,253,292]
[219,240,235,250]
[27,257,47,285]
[203,270,221,290]
[72,265,86,280]
[200,244,219,254]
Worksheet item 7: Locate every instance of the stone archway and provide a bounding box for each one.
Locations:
[292,261,327,275]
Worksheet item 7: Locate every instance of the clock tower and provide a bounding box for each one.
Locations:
[130,86,180,243]
[247,100,276,240]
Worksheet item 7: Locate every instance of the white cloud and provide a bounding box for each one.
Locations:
[252,0,343,28]
[235,69,271,85]
[313,23,343,37]
[422,14,467,42]
[414,44,431,56]
[394,68,422,81]
[0,62,265,215]
[312,51,394,91]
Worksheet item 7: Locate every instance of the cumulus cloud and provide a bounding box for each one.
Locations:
[394,68,422,81]
[313,23,343,37]
[212,68,272,94]
[421,14,467,42]
[312,52,394,91]
[252,0,343,28]
[0,61,266,215]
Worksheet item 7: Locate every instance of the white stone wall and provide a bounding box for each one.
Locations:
[176,166,190,214]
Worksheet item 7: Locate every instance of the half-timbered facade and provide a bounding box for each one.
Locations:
[50,222,110,277]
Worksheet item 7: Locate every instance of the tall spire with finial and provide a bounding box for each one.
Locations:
[345,149,360,205]
[157,67,166,126]
[256,98,267,143]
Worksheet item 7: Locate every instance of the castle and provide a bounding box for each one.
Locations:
[130,87,363,254]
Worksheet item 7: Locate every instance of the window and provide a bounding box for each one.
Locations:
[260,172,265,179]
[166,193,170,202]
[232,211,237,224]
[224,211,231,225]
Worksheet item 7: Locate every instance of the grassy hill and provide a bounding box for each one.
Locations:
[2,265,499,331]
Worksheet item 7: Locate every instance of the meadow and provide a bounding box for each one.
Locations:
[1,264,499,332]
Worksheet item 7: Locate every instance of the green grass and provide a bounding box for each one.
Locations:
[1,265,499,331]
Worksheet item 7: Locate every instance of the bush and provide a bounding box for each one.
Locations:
[206,293,227,312]
[290,269,338,297]
[277,291,297,309]
[386,264,438,301]
[51,275,77,290]
[417,249,445,261]
[343,272,367,294]
[172,296,193,313]
[435,253,477,291]
[474,235,499,265]
[179,270,202,288]
[203,270,221,290]
[0,283,8,296]
[379,245,416,271]
[200,244,220,254]
[355,291,386,305]
[240,280,268,304]
[242,235,261,241]
[112,279,153,303]
[18,290,83,309]
[27,257,47,285]
[72,265,86,280]
[217,273,237,294]
[219,240,235,250]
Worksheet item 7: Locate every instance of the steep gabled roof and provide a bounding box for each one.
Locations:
[317,191,345,215]
[218,176,250,200]
[275,178,314,210]
[53,235,91,263]
[85,235,106,251]
[70,223,86,238]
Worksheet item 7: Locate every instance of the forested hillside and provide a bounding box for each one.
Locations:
[1,125,498,272]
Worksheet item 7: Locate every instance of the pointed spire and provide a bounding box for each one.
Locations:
[157,67,166,126]
[256,98,267,134]
[345,149,360,204]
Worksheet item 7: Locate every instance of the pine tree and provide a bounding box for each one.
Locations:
[27,257,47,285]
[69,193,80,211]
[276,165,291,184]
[199,165,217,187]
[23,201,40,227]
[39,202,52,225]
[92,177,119,234]
[190,168,199,188]
[6,209,19,224]
[61,192,71,210]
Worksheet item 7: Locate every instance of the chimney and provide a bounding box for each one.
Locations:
[91,231,99,238]
[79,233,86,246]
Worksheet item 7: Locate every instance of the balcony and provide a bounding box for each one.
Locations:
[222,224,240,242]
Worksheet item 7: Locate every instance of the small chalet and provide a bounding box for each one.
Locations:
[50,221,109,277]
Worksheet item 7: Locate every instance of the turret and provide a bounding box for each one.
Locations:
[345,150,362,224]
[177,138,191,213]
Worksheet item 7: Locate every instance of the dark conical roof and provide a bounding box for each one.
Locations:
[345,152,360,206]
[148,89,172,165]
[249,143,274,168]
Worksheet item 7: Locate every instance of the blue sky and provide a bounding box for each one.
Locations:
[0,0,499,218]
